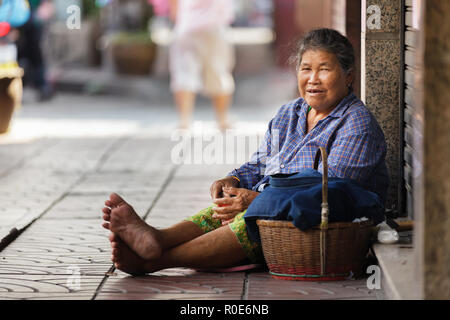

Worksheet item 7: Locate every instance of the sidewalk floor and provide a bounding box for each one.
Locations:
[0,71,381,300]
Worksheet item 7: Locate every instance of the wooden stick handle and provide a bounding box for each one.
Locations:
[314,147,329,230]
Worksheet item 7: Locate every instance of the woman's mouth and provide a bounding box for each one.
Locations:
[307,89,325,95]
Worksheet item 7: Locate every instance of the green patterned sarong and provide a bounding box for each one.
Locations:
[185,205,264,263]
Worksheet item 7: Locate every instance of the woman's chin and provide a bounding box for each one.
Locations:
[304,99,325,109]
[305,97,341,112]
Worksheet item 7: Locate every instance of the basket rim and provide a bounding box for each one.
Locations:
[256,219,373,229]
[269,271,350,279]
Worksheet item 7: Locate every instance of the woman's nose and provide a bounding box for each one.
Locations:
[308,71,320,84]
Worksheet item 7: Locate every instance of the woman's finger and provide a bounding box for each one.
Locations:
[223,186,240,196]
[212,197,233,206]
[210,183,224,199]
[212,201,241,215]
[212,206,232,215]
[221,218,235,226]
[212,212,237,221]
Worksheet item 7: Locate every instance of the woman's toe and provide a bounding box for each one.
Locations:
[112,249,120,261]
[105,200,114,208]
[108,233,117,242]
[111,241,119,249]
[102,222,110,230]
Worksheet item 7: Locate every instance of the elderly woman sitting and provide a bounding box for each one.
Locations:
[101,28,389,275]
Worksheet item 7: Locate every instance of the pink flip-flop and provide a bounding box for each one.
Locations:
[195,263,264,273]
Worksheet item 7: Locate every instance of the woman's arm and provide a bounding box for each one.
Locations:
[326,129,387,190]
[322,105,387,188]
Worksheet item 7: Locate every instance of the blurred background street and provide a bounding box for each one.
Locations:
[6,67,296,143]
[3,0,301,141]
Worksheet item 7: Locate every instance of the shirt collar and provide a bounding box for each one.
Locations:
[327,93,356,118]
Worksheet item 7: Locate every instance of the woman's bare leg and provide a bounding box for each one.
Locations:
[153,225,246,270]
[158,220,205,248]
[111,224,247,275]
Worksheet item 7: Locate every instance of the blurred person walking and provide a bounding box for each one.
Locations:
[16,0,54,101]
[168,0,235,131]
[0,0,30,133]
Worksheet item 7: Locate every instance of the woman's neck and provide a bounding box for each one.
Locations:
[308,106,334,120]
[308,92,350,118]
[306,104,336,134]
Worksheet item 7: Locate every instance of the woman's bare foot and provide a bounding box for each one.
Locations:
[102,193,163,260]
[109,233,155,276]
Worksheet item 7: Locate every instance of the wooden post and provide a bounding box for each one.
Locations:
[414,0,450,300]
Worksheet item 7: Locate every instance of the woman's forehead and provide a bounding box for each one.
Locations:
[300,49,338,64]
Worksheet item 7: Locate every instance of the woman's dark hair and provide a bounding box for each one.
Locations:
[291,28,355,82]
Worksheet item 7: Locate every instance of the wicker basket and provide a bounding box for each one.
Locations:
[256,147,374,281]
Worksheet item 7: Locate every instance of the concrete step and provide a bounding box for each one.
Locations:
[372,231,421,299]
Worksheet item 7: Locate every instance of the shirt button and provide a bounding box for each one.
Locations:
[280,164,285,169]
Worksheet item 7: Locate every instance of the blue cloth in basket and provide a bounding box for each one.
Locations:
[244,169,385,242]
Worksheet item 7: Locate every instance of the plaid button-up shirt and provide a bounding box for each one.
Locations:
[229,93,389,204]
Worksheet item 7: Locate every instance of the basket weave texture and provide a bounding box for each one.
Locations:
[257,220,373,280]
[256,147,374,281]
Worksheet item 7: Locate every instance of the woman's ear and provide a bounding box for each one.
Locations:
[346,68,355,87]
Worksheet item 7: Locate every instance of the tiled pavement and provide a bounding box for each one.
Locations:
[0,74,381,300]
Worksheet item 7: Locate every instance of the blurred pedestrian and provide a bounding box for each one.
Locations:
[168,0,235,131]
[16,0,54,101]
[0,0,31,133]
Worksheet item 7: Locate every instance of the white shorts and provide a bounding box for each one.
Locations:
[169,28,235,95]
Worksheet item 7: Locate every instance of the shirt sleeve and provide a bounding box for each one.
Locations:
[324,131,386,184]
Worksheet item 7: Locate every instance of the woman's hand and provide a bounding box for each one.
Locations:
[212,186,260,225]
[210,176,239,199]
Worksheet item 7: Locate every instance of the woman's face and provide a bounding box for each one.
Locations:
[297,49,353,112]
